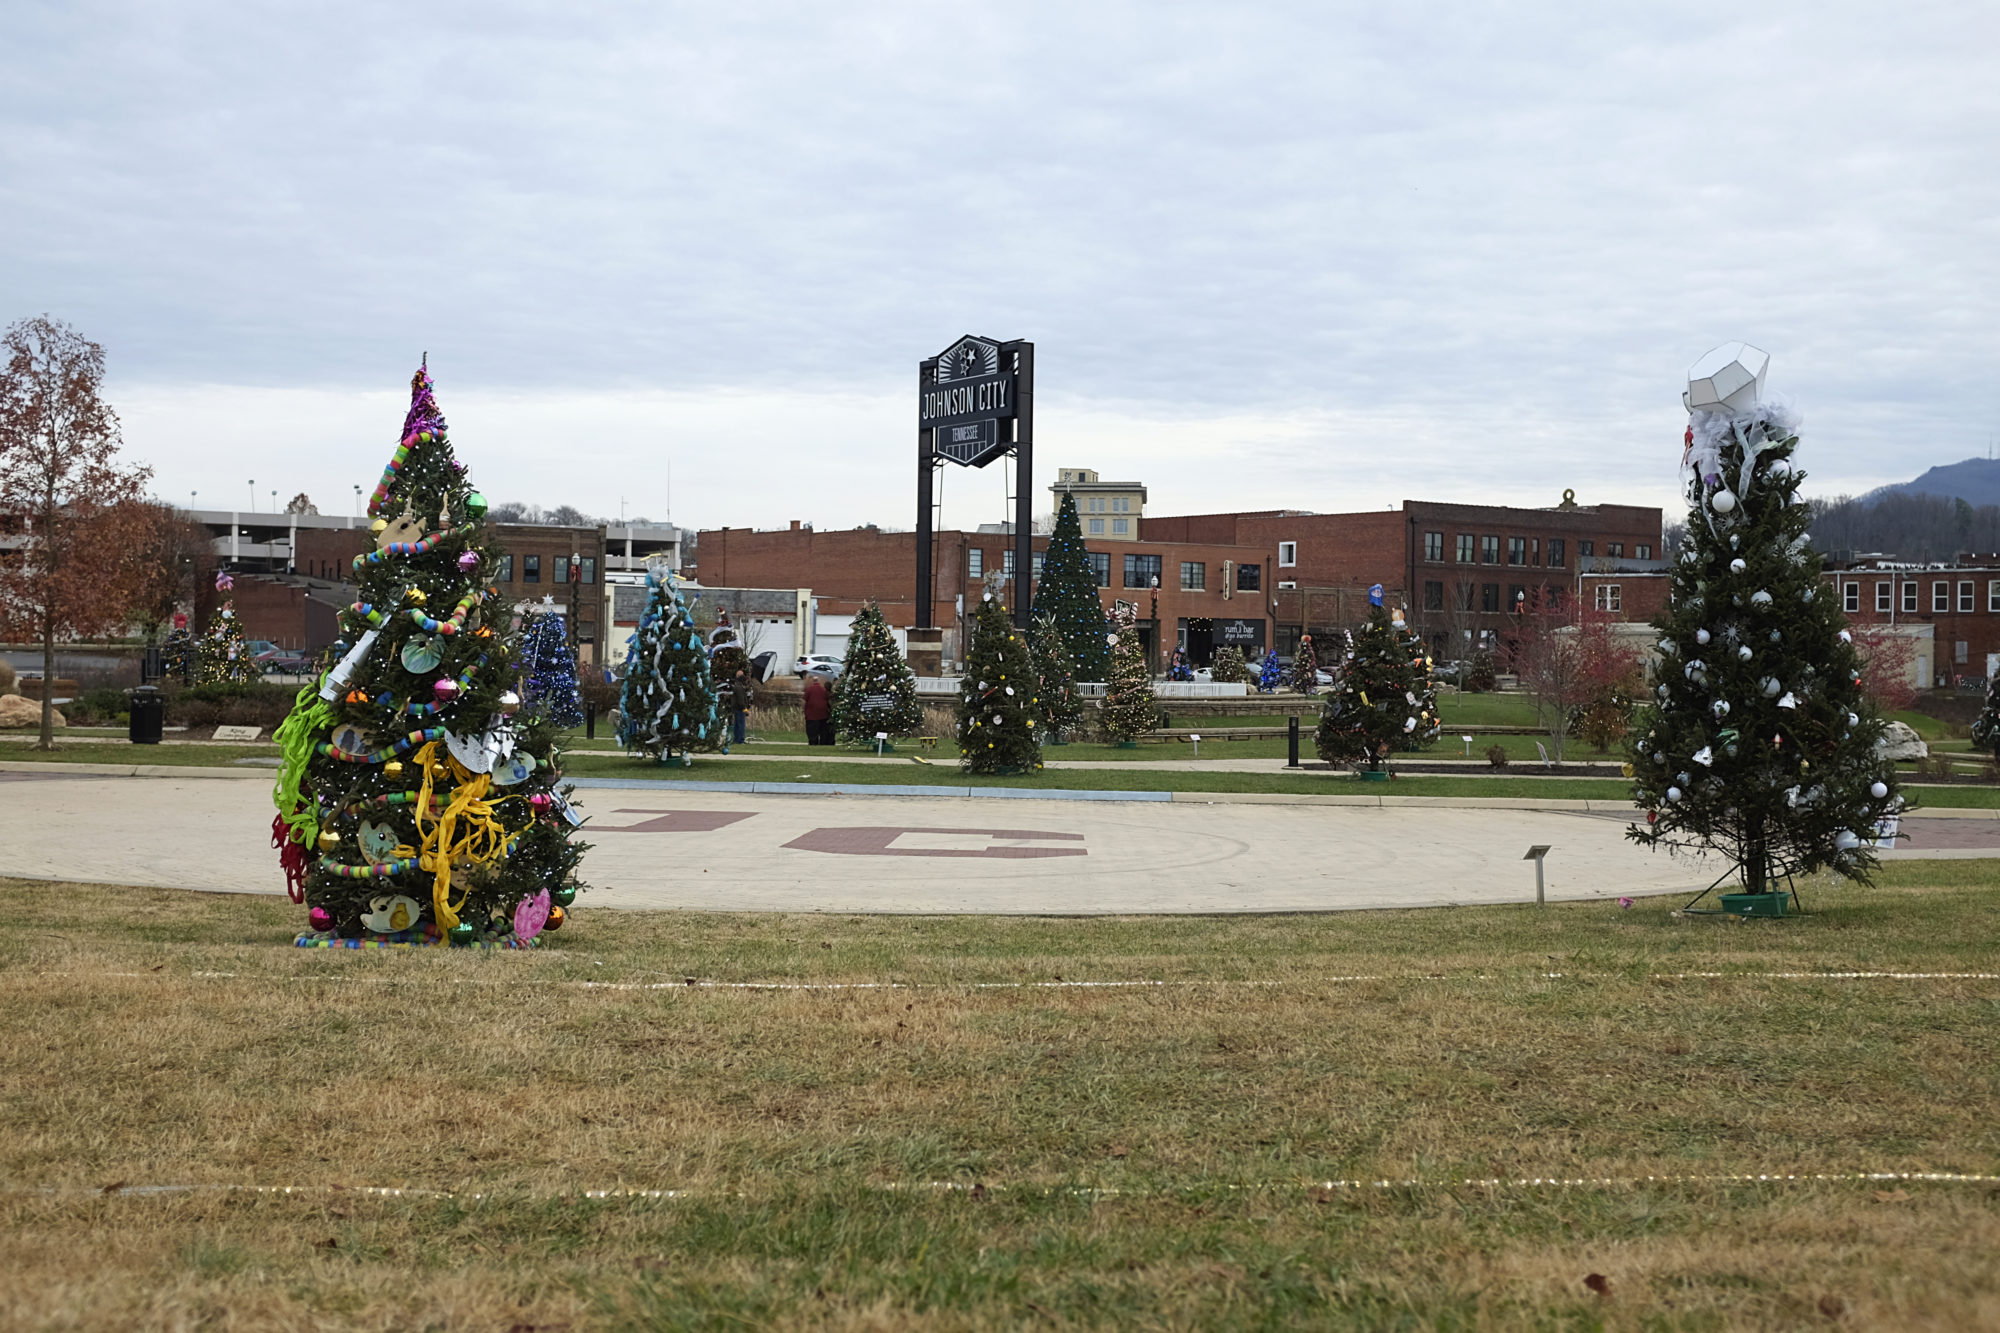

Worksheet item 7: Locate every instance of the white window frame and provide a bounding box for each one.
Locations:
[1903,582,1918,613]
[1843,581,1860,613]
[1594,584,1621,612]
[1087,518,1104,535]
[967,548,982,578]
[1958,580,1974,613]
[1955,640,1968,664]
[1876,581,1892,613]
[1111,518,1128,535]
[1934,581,1950,613]
[1989,579,2000,613]
[1278,541,1297,568]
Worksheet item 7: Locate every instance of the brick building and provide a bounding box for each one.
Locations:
[695,521,1278,673]
[1820,556,2000,687]
[1143,495,1666,661]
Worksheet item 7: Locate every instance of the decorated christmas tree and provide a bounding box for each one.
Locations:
[161,622,195,683]
[1256,649,1283,693]
[1629,344,1899,900]
[197,571,259,684]
[1288,634,1320,694]
[832,601,923,744]
[1030,612,1085,740]
[1973,675,2000,763]
[1315,594,1440,770]
[1031,492,1110,683]
[269,361,588,948]
[517,601,585,728]
[617,561,720,763]
[1099,602,1158,743]
[957,579,1043,772]
[1210,645,1246,684]
[1166,646,1193,682]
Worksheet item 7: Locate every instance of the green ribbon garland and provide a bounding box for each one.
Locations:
[273,677,339,848]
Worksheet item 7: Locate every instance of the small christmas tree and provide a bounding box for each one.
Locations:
[1099,602,1158,743]
[1315,598,1440,770]
[518,602,584,728]
[1630,345,1899,897]
[957,581,1043,772]
[1973,674,2000,763]
[832,601,923,744]
[269,360,587,946]
[617,562,720,763]
[1288,634,1320,694]
[1166,646,1193,682]
[1256,649,1283,693]
[1210,645,1246,684]
[1031,492,1111,683]
[1030,612,1085,740]
[161,623,195,683]
[197,571,258,684]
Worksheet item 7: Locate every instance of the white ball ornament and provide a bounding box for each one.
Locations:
[1729,558,1746,574]
[1870,781,1889,799]
[1751,590,1773,606]
[1737,646,1753,662]
[1834,830,1861,852]
[1712,700,1730,718]
[1666,786,1682,802]
[1761,676,1782,696]
[1710,489,1737,514]
[1695,629,1711,646]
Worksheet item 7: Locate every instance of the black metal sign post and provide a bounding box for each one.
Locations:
[915,336,1035,629]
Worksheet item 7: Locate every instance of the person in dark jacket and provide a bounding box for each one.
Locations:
[726,668,755,747]
[802,673,833,745]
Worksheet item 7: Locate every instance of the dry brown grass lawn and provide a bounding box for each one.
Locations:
[2,867,1997,1330]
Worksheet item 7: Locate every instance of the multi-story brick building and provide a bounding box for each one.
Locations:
[1143,494,1666,661]
[695,521,1278,673]
[1820,555,2000,687]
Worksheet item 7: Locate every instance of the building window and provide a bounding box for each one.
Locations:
[581,557,596,585]
[1547,586,1565,611]
[1844,582,1860,613]
[1934,581,1949,612]
[496,554,513,582]
[1088,518,1104,535]
[1990,580,2000,613]
[1956,640,1969,664]
[1088,552,1110,587]
[1507,537,1526,566]
[1112,497,1128,513]
[1635,544,1651,560]
[1480,583,1499,613]
[1578,540,1595,558]
[1279,541,1298,567]
[1088,498,1104,513]
[968,548,983,578]
[1547,538,1565,569]
[1423,532,1442,562]
[1594,584,1622,612]
[1180,561,1205,591]
[1123,553,1162,588]
[1607,542,1624,558]
[1456,534,1474,563]
[1002,549,1016,576]
[1959,580,1974,613]
[523,554,540,584]
[1507,584,1527,611]
[1457,582,1475,610]
[1876,581,1892,612]
[1424,580,1444,610]
[1031,551,1044,578]
[1903,582,1919,613]
[1236,563,1261,591]
[1112,518,1128,535]
[1480,535,1499,564]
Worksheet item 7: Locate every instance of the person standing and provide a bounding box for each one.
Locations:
[726,667,754,748]
[802,672,833,746]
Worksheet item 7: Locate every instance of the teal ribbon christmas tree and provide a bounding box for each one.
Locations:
[616,562,719,763]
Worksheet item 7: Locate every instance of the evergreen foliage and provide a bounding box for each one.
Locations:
[1030,613,1086,739]
[1031,493,1110,683]
[617,562,720,762]
[197,576,258,684]
[1629,402,1900,893]
[1099,603,1158,743]
[957,585,1043,772]
[1973,675,2000,762]
[161,626,195,683]
[1166,647,1193,682]
[517,606,584,728]
[1288,634,1320,694]
[1256,649,1283,692]
[1315,604,1440,769]
[270,362,588,943]
[832,601,923,743]
[1210,645,1246,684]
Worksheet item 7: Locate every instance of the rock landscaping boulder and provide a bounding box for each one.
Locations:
[0,694,64,729]
[1874,720,1928,761]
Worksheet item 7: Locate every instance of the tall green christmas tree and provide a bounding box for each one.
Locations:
[1629,345,1899,897]
[270,361,588,947]
[197,571,258,684]
[1031,492,1110,683]
[1030,612,1085,740]
[617,562,720,763]
[1288,633,1320,694]
[1315,598,1439,770]
[1099,602,1157,742]
[957,581,1042,772]
[832,601,924,744]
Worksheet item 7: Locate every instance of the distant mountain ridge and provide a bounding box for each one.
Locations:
[1865,457,2000,509]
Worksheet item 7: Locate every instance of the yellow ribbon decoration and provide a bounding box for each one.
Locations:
[409,741,518,931]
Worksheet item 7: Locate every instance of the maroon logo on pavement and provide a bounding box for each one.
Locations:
[782,827,1086,859]
[595,810,759,833]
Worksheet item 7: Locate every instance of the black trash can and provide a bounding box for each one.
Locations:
[128,685,165,745]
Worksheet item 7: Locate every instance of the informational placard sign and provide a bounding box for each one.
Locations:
[860,693,896,713]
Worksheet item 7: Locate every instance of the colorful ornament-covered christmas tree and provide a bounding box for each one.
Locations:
[198,571,259,684]
[617,562,720,763]
[1099,602,1158,743]
[1031,612,1085,740]
[1031,492,1111,684]
[1289,634,1320,694]
[957,579,1043,772]
[1973,674,2000,764]
[1256,649,1283,693]
[1315,592,1439,770]
[270,361,588,947]
[1166,646,1193,682]
[517,601,585,729]
[1629,344,1899,898]
[832,601,924,744]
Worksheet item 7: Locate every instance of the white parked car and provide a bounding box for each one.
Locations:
[795,654,845,679]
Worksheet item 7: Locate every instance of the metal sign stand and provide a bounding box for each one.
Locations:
[916,337,1035,630]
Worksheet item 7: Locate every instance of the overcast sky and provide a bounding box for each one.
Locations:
[5,2,1996,534]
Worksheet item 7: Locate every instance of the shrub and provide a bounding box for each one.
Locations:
[68,688,130,726]
[1464,651,1497,693]
[161,680,302,730]
[1485,744,1510,769]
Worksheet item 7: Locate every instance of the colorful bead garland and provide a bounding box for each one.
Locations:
[350,522,480,571]
[366,433,423,517]
[316,726,447,764]
[319,854,420,879]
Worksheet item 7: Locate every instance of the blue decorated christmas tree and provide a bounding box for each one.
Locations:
[1256,649,1283,693]
[617,563,720,763]
[518,600,585,728]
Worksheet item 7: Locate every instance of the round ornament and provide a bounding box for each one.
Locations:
[400,634,443,673]
[370,518,388,534]
[1695,629,1711,645]
[307,906,334,932]
[545,905,566,932]
[457,550,481,573]
[498,691,521,714]
[551,886,577,907]
[448,922,477,945]
[406,587,428,607]
[1870,781,1889,799]
[383,759,404,779]
[316,829,340,852]
[1751,590,1773,606]
[1666,786,1682,802]
[1737,646,1753,662]
[465,491,488,518]
[1729,558,1747,574]
[1711,489,1737,514]
[433,678,461,702]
